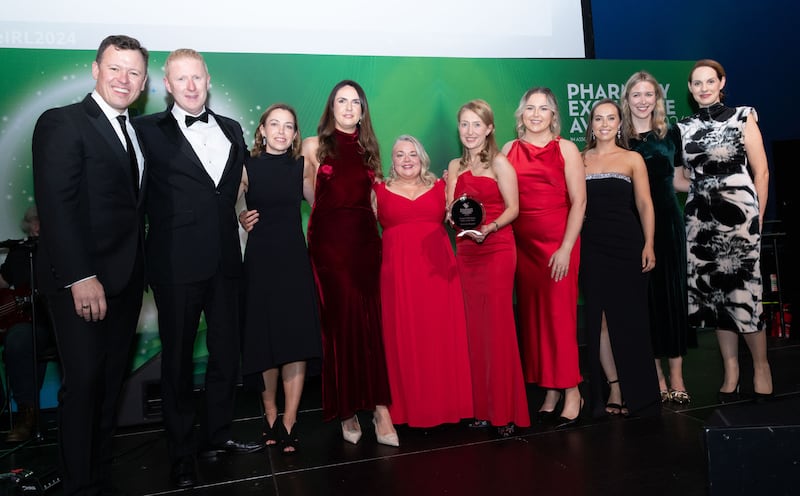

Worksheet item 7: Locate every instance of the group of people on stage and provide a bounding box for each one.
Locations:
[19,30,775,495]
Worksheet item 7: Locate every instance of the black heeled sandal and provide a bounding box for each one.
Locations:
[278,422,299,455]
[262,416,278,447]
[605,379,623,416]
[717,384,740,404]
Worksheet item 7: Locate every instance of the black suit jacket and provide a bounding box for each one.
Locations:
[134,107,245,285]
[32,94,146,296]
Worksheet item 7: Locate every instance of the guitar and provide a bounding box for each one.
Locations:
[0,288,33,330]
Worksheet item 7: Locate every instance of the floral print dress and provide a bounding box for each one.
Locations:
[677,103,763,334]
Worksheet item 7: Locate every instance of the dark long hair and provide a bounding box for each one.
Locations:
[316,80,382,179]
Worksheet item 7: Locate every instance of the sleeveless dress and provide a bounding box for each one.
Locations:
[677,104,763,334]
[581,173,660,418]
[307,129,391,421]
[374,179,473,427]
[454,171,530,428]
[505,138,582,388]
[629,128,695,357]
[241,152,321,384]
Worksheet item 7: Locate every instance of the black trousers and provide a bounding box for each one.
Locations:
[151,271,241,462]
[48,274,144,496]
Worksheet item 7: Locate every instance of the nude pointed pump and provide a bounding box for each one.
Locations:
[341,416,362,445]
[373,418,399,447]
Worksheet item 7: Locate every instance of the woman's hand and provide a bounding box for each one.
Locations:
[239,209,259,232]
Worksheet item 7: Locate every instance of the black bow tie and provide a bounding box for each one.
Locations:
[185,112,209,127]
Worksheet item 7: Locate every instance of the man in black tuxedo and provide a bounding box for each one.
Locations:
[134,48,261,489]
[32,35,148,495]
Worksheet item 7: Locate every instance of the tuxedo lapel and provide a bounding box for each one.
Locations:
[156,111,215,185]
[207,109,240,183]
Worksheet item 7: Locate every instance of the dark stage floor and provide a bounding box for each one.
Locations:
[2,330,798,496]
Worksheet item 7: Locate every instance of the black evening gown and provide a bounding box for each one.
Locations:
[581,173,660,418]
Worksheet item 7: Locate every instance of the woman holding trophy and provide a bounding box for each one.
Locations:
[445,99,529,437]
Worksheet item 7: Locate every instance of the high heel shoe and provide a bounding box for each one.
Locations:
[555,398,584,430]
[606,379,623,416]
[262,415,278,447]
[717,385,740,404]
[372,418,399,447]
[341,416,362,445]
[278,421,299,455]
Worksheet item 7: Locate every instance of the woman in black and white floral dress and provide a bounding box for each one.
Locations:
[676,59,773,403]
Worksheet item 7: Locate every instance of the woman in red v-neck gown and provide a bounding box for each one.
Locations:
[375,135,473,428]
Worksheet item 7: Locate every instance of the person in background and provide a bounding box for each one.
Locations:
[676,59,772,403]
[621,71,695,405]
[501,87,585,428]
[0,206,53,443]
[445,99,529,437]
[580,98,661,419]
[135,48,262,489]
[303,80,398,447]
[32,35,148,495]
[374,135,473,428]
[238,103,321,454]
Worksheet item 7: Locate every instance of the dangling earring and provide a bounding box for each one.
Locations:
[262,136,267,146]
[617,128,621,140]
[591,130,595,141]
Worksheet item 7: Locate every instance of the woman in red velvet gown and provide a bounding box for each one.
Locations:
[445,99,529,437]
[303,80,398,446]
[501,88,586,428]
[375,135,473,428]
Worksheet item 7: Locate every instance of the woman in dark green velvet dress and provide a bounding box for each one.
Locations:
[621,71,696,405]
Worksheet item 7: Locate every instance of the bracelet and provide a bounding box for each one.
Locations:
[491,221,500,232]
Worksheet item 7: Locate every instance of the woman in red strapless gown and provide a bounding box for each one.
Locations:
[446,100,530,437]
[502,88,586,428]
[304,80,398,446]
[375,135,473,428]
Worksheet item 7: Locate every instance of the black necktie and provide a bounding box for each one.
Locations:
[116,115,139,195]
[185,111,209,127]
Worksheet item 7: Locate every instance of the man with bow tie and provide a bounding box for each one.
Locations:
[134,48,261,489]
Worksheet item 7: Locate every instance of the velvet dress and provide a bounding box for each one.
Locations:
[307,129,391,421]
[505,138,582,389]
[629,127,695,358]
[454,171,530,428]
[375,179,473,427]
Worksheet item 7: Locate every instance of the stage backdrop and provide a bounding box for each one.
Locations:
[0,50,694,398]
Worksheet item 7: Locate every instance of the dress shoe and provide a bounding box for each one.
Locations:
[200,438,265,457]
[171,456,196,488]
[372,418,399,447]
[341,415,362,444]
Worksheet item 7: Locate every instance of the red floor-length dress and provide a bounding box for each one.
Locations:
[506,138,582,389]
[307,129,391,421]
[454,171,530,428]
[375,179,473,427]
